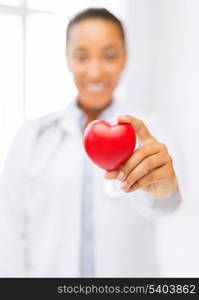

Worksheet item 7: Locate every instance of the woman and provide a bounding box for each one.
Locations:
[0,8,182,277]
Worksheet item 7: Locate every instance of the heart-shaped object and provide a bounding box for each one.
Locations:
[83,120,136,171]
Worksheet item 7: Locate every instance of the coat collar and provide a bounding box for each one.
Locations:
[56,98,119,134]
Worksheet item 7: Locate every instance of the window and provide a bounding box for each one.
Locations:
[0,0,127,174]
[0,14,23,174]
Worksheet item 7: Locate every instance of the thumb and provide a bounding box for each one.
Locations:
[117,114,155,144]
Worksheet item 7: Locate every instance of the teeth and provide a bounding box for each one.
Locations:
[87,84,105,92]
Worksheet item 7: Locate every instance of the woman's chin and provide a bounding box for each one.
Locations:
[77,93,113,112]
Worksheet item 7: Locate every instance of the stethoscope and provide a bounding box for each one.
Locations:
[104,178,128,200]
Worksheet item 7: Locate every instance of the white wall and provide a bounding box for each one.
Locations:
[126,0,199,276]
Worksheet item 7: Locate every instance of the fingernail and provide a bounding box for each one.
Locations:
[104,172,109,179]
[120,181,128,189]
[117,171,124,181]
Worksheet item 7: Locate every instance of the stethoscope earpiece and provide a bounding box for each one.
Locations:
[104,179,127,199]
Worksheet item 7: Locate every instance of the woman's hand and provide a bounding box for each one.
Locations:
[105,115,179,199]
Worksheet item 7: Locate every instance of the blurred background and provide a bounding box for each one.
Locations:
[0,0,199,277]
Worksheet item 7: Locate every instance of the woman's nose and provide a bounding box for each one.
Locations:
[86,60,103,81]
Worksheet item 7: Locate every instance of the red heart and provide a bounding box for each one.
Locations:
[83,120,136,171]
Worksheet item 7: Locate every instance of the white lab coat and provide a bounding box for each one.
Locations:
[0,99,183,277]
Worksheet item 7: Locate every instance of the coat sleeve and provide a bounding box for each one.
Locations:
[0,121,33,277]
[131,189,182,219]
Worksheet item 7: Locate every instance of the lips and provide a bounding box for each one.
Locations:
[86,83,107,93]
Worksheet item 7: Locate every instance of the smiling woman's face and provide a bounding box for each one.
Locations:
[66,18,126,111]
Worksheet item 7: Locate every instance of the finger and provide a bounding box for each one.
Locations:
[104,169,119,180]
[125,164,169,193]
[117,114,156,144]
[117,142,161,181]
[121,152,169,189]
